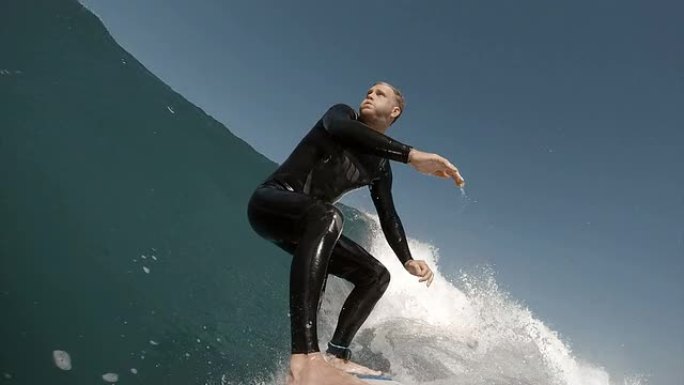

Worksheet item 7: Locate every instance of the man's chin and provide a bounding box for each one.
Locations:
[359,107,374,118]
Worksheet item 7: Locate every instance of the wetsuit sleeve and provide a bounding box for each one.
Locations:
[369,162,414,265]
[322,104,413,164]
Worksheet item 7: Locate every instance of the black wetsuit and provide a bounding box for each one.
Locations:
[247,103,414,359]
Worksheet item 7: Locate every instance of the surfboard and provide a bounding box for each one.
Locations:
[355,373,404,384]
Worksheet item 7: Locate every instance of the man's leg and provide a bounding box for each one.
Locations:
[323,235,391,374]
[248,186,370,385]
[248,185,344,353]
[286,202,345,354]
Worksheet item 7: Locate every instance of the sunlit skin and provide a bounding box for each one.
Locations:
[358,83,402,133]
[287,82,466,385]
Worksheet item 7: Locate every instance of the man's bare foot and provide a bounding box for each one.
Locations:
[286,353,370,385]
[323,353,383,377]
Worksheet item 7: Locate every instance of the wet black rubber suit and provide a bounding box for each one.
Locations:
[247,103,414,360]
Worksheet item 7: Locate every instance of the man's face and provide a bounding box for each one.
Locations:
[359,83,400,125]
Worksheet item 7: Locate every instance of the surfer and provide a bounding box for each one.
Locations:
[247,82,465,385]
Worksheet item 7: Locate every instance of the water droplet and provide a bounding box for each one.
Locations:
[53,350,72,370]
[102,372,119,383]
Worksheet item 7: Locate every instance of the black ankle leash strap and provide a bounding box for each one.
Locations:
[326,342,352,360]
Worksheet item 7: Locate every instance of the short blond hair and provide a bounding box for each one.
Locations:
[374,81,405,125]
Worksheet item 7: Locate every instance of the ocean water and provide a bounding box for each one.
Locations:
[0,0,644,384]
[1,0,295,382]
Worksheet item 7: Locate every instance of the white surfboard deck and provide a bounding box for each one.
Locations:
[361,380,403,385]
[355,374,404,384]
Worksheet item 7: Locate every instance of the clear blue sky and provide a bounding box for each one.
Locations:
[78,1,683,383]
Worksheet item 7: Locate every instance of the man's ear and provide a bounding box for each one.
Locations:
[390,106,401,120]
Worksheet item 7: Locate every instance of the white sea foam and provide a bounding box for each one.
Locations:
[314,213,643,385]
[233,211,642,385]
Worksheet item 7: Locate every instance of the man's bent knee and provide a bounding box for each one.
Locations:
[302,203,344,235]
[376,267,391,294]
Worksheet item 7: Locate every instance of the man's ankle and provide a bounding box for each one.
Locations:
[326,342,352,360]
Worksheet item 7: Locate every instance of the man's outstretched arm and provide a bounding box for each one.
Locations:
[322,104,466,189]
[322,104,413,164]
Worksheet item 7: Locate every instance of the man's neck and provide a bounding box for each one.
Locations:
[360,117,389,134]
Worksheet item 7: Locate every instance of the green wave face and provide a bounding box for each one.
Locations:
[0,1,372,383]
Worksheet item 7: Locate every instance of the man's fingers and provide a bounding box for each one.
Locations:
[450,169,465,187]
[419,270,429,282]
[411,262,435,285]
[436,169,464,186]
[437,158,465,187]
[421,271,435,287]
[441,158,458,173]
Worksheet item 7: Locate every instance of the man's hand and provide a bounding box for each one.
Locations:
[408,149,465,187]
[404,260,434,287]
